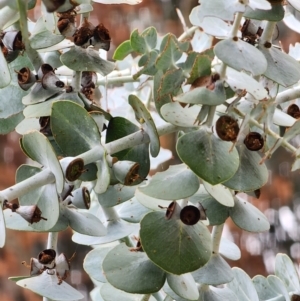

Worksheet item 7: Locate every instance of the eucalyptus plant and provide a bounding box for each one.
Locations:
[1,0,300,300]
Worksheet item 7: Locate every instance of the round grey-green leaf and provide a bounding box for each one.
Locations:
[84,246,116,283]
[100,283,157,301]
[139,164,199,200]
[21,131,64,193]
[174,81,226,106]
[60,46,115,76]
[116,197,151,223]
[258,45,300,87]
[275,253,300,292]
[252,275,280,300]
[167,273,199,301]
[103,243,166,294]
[214,39,267,76]
[177,129,239,185]
[199,196,229,225]
[62,207,106,237]
[140,211,212,275]
[72,219,137,245]
[97,184,135,207]
[192,254,233,285]
[16,272,84,300]
[199,285,239,301]
[161,102,200,127]
[128,94,160,157]
[223,144,268,192]
[30,30,64,49]
[51,100,101,156]
[229,196,269,232]
[227,267,259,301]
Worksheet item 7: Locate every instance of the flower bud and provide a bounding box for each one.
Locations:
[37,63,54,79]
[69,187,90,209]
[8,203,47,224]
[112,160,141,186]
[41,71,65,92]
[60,157,86,182]
[57,18,76,37]
[159,201,182,220]
[2,30,24,51]
[16,67,36,91]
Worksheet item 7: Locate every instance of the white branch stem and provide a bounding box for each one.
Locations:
[47,232,58,251]
[212,224,224,254]
[230,12,243,38]
[152,291,165,301]
[0,169,55,202]
[259,21,276,45]
[178,26,198,41]
[101,206,119,221]
[97,75,139,85]
[275,86,300,105]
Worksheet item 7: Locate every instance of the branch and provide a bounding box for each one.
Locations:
[275,86,300,105]
[17,0,43,71]
[259,21,276,45]
[212,224,224,254]
[0,169,55,202]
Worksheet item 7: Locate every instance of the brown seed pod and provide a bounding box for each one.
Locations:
[65,158,85,182]
[57,18,76,37]
[93,23,111,51]
[38,249,56,266]
[244,132,264,151]
[73,25,94,47]
[180,205,201,226]
[5,201,48,224]
[165,201,177,220]
[215,115,239,141]
[39,116,52,136]
[124,162,141,186]
[287,104,300,119]
[2,30,24,51]
[16,67,36,90]
[292,295,300,301]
